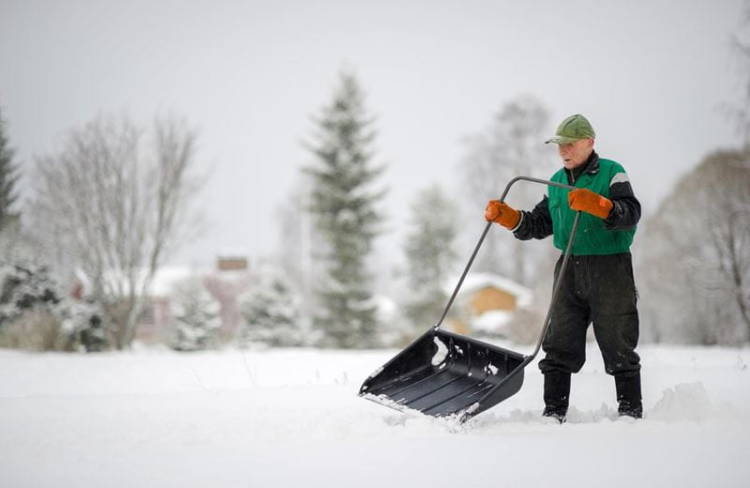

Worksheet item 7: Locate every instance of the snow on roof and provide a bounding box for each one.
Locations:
[76,266,205,298]
[445,272,533,308]
[147,266,200,297]
[471,310,513,335]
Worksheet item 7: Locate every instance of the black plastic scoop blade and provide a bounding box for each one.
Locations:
[359,328,526,421]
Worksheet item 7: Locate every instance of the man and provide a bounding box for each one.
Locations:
[484,114,642,423]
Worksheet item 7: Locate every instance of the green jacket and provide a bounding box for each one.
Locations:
[514,152,640,255]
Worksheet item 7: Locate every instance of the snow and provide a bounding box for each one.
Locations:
[446,272,534,308]
[83,266,199,298]
[431,336,449,366]
[471,309,514,335]
[1,343,749,487]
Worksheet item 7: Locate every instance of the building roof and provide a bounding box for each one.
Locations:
[75,266,203,298]
[445,272,533,308]
[471,310,513,335]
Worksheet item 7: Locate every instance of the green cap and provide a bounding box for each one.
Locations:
[545,114,596,144]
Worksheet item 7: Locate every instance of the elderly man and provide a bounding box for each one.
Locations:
[484,114,642,423]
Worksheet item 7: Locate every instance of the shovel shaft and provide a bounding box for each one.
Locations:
[526,211,580,362]
[435,176,580,363]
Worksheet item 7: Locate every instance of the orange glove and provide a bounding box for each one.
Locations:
[484,200,521,229]
[568,188,613,219]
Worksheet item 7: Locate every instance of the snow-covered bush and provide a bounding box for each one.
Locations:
[0,262,110,351]
[61,300,108,352]
[0,263,68,350]
[237,277,302,348]
[169,278,221,351]
[0,263,59,321]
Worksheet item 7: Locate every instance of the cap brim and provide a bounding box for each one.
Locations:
[545,136,581,145]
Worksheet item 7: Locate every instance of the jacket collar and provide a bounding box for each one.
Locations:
[567,150,600,183]
[585,151,600,174]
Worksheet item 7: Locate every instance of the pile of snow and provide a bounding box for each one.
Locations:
[649,382,713,422]
[1,342,748,487]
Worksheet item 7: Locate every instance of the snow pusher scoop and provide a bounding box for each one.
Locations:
[359,176,581,422]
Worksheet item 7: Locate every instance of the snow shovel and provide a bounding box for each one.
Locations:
[359,176,581,422]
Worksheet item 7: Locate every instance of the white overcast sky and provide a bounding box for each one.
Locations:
[1,0,746,267]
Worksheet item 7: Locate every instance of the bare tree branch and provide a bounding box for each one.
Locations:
[28,114,203,349]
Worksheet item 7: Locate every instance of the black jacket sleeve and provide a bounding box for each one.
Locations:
[513,195,553,240]
[604,180,641,230]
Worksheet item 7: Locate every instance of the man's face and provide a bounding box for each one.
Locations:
[558,138,594,169]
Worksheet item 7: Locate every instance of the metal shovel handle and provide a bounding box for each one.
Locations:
[434,176,581,362]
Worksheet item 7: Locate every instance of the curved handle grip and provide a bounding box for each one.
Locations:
[499,176,576,202]
[434,176,579,340]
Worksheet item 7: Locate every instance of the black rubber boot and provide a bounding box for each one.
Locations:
[615,372,643,419]
[543,371,571,423]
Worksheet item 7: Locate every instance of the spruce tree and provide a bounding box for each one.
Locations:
[170,278,221,351]
[304,72,386,348]
[238,277,301,347]
[0,109,20,233]
[403,184,459,335]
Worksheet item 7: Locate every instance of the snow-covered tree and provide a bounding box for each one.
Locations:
[303,71,387,349]
[460,95,554,285]
[0,263,60,322]
[170,278,221,352]
[0,262,68,350]
[0,109,24,260]
[29,114,203,349]
[637,148,750,345]
[402,184,459,336]
[729,1,750,145]
[0,109,20,234]
[238,277,301,347]
[0,261,111,351]
[63,300,108,352]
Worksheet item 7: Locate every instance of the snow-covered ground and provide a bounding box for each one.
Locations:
[1,342,749,487]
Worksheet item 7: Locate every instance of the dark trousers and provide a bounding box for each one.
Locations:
[539,253,641,378]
